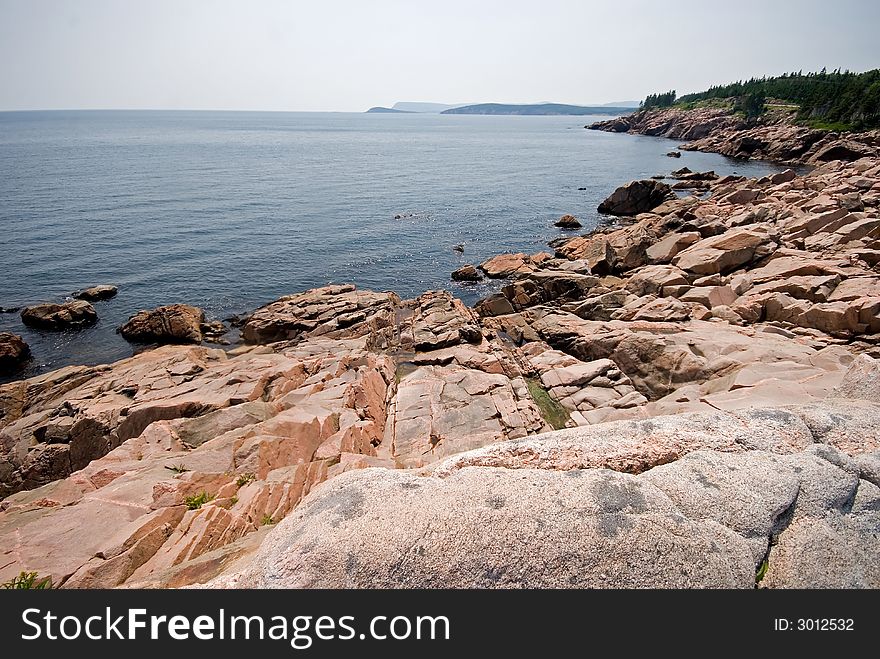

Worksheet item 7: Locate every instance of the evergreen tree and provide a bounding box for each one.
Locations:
[673,69,880,129]
[641,90,677,110]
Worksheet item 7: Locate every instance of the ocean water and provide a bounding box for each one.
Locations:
[0,110,793,379]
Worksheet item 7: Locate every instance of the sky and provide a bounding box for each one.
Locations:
[0,0,878,112]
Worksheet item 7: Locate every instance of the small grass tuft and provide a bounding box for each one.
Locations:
[526,378,571,431]
[800,118,855,132]
[756,559,770,585]
[184,491,214,510]
[165,464,190,474]
[236,473,256,488]
[261,514,276,526]
[2,571,52,590]
[229,496,239,506]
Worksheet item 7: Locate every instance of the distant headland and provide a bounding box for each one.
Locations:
[366,106,413,113]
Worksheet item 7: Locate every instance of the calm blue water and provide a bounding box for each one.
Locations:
[0,110,791,378]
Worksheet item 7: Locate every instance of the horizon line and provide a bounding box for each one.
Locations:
[0,106,635,115]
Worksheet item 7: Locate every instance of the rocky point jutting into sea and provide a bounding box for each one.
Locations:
[1,107,879,589]
[589,104,880,165]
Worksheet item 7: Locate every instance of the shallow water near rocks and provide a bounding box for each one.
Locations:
[0,110,792,379]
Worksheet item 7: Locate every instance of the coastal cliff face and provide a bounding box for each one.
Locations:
[590,107,880,165]
[2,154,880,589]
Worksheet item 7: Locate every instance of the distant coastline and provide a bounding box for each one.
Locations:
[441,103,636,116]
[365,101,638,116]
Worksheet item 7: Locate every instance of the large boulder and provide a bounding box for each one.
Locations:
[241,285,400,345]
[236,466,757,588]
[673,229,773,275]
[451,265,483,282]
[614,297,694,323]
[809,140,875,164]
[827,277,880,302]
[624,265,689,296]
[597,180,674,216]
[646,232,702,263]
[770,169,797,185]
[0,332,30,373]
[20,301,98,330]
[479,253,534,278]
[474,293,515,318]
[119,304,205,344]
[555,214,582,229]
[679,285,737,309]
[828,355,880,403]
[555,236,615,275]
[404,291,483,351]
[500,271,600,311]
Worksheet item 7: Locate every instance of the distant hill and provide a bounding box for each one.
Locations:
[441,103,634,116]
[392,102,466,113]
[366,106,413,114]
[601,101,641,108]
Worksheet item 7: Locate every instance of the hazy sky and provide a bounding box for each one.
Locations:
[1,0,878,111]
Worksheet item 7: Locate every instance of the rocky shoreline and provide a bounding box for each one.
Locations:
[1,138,879,589]
[589,106,880,166]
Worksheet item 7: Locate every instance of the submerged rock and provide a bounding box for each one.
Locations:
[74,285,118,301]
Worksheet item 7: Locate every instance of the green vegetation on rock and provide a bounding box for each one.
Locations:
[184,491,214,510]
[236,472,256,488]
[801,118,857,132]
[2,571,52,589]
[526,378,571,430]
[756,558,770,586]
